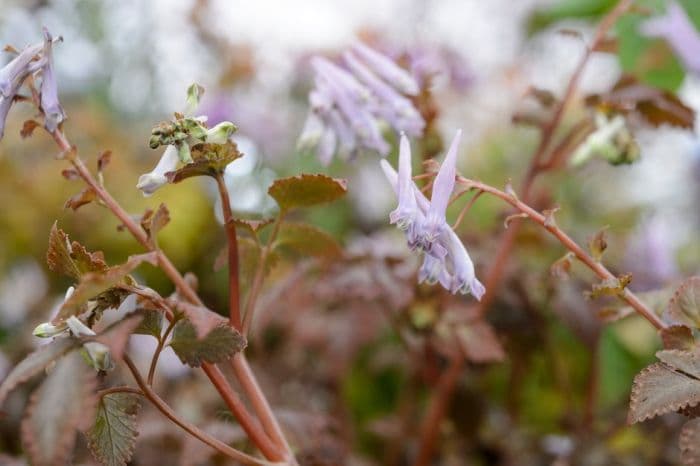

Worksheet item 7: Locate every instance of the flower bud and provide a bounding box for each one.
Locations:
[137,145,179,196]
[81,342,113,371]
[32,322,67,338]
[205,121,237,144]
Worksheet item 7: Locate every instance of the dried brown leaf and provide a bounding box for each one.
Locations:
[681,419,700,465]
[661,326,696,351]
[268,174,347,211]
[65,187,97,211]
[668,277,700,329]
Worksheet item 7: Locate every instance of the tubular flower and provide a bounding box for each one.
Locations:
[136,144,179,196]
[299,42,424,165]
[38,28,66,132]
[0,28,64,138]
[380,131,485,300]
[640,2,700,74]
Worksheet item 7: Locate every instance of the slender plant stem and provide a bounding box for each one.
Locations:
[414,5,637,459]
[213,173,294,460]
[231,354,292,453]
[414,356,464,466]
[48,128,287,462]
[122,355,268,466]
[242,215,283,334]
[147,318,177,385]
[476,0,634,316]
[459,178,666,330]
[215,173,242,330]
[201,363,286,461]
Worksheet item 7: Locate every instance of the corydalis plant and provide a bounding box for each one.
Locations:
[0,27,64,137]
[298,41,425,165]
[380,131,485,299]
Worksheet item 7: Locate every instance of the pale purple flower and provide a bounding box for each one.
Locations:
[420,130,461,250]
[136,145,179,196]
[38,28,66,132]
[640,2,700,74]
[0,43,41,97]
[300,43,424,165]
[0,40,42,138]
[379,131,484,299]
[351,41,419,96]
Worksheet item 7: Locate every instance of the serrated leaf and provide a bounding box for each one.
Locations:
[628,363,700,424]
[668,277,700,329]
[165,142,240,182]
[169,321,246,367]
[657,350,700,378]
[174,302,227,339]
[274,222,342,260]
[267,174,347,211]
[54,252,158,323]
[0,337,78,406]
[133,310,163,339]
[87,393,141,466]
[21,351,98,466]
[681,419,700,466]
[47,223,108,280]
[661,325,696,351]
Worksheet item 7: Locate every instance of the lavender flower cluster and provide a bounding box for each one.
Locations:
[298,42,425,165]
[0,28,65,138]
[381,131,485,299]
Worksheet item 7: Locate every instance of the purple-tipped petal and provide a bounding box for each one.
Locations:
[419,254,452,289]
[443,228,483,299]
[352,41,420,95]
[317,125,337,166]
[39,28,66,132]
[421,129,462,243]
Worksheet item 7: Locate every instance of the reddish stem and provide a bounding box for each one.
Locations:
[49,128,286,462]
[215,173,242,330]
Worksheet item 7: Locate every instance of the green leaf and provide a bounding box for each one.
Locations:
[616,7,685,91]
[526,0,617,34]
[0,337,78,406]
[169,321,246,367]
[21,351,98,466]
[668,277,700,329]
[47,223,108,280]
[628,361,700,424]
[274,222,342,260]
[165,142,241,182]
[54,252,158,323]
[232,218,273,236]
[267,174,347,211]
[185,83,205,113]
[87,393,141,466]
[133,310,163,339]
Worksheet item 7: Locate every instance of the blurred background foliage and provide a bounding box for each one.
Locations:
[1,0,700,465]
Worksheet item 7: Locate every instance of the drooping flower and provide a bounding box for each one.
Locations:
[38,28,66,132]
[380,132,484,299]
[299,42,424,165]
[136,144,179,196]
[0,40,42,138]
[640,2,700,74]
